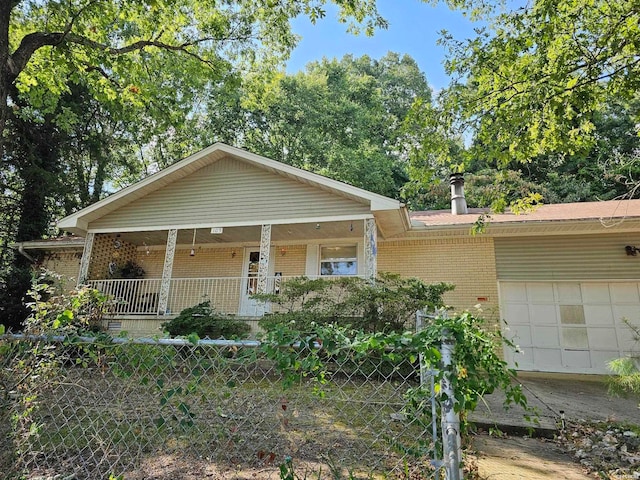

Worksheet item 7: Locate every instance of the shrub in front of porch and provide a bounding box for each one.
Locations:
[256,274,454,334]
[162,301,251,340]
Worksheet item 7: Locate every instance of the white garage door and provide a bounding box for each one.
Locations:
[500,282,640,374]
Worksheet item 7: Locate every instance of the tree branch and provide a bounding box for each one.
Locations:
[9,27,255,79]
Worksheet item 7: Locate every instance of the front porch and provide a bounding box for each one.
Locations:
[78,219,378,334]
[55,144,413,336]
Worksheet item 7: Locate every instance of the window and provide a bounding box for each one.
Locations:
[320,245,357,276]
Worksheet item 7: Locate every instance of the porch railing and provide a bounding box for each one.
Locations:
[167,277,245,315]
[88,279,163,315]
[87,275,364,317]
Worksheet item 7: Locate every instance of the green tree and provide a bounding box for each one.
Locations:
[239,52,432,197]
[0,1,387,147]
[423,0,640,166]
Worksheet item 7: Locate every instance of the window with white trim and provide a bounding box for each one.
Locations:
[320,245,357,276]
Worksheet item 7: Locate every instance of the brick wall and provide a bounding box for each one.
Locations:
[272,245,306,276]
[40,249,83,291]
[136,244,308,279]
[168,247,244,278]
[378,237,500,327]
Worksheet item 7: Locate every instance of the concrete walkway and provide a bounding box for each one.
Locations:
[469,372,640,435]
[468,372,640,480]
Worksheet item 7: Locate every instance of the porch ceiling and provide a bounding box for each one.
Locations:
[110,220,366,247]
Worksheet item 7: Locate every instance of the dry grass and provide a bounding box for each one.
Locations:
[5,346,440,480]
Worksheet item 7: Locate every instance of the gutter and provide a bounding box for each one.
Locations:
[15,243,35,262]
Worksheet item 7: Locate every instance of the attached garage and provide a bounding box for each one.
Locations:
[496,233,640,374]
[500,281,639,373]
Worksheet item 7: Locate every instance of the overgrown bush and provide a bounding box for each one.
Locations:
[1,273,110,477]
[162,301,251,339]
[608,319,640,404]
[256,273,454,334]
[24,272,110,335]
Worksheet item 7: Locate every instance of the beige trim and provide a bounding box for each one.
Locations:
[86,214,375,234]
[15,239,85,250]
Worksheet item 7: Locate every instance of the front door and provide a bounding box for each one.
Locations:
[239,249,267,316]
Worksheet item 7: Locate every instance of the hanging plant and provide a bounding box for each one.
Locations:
[113,260,145,279]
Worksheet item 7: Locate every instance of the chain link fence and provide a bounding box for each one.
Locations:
[1,333,453,479]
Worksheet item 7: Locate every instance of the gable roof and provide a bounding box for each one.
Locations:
[58,143,407,235]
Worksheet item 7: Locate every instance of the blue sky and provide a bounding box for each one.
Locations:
[287,0,483,91]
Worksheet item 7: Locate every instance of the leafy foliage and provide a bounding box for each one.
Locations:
[432,0,640,165]
[407,0,640,209]
[24,271,109,335]
[0,274,110,474]
[257,274,528,426]
[222,52,431,198]
[608,319,640,403]
[162,301,251,339]
[256,274,454,334]
[260,311,528,426]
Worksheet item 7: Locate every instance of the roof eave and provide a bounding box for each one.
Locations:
[408,217,640,237]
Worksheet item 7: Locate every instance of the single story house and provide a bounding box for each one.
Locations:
[16,143,640,375]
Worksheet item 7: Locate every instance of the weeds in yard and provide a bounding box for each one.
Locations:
[1,274,529,479]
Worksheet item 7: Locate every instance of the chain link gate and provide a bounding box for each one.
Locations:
[1,331,459,479]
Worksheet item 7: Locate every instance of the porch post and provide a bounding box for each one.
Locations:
[77,232,95,286]
[364,218,377,283]
[158,228,178,315]
[257,224,271,294]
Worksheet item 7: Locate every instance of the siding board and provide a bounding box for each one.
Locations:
[89,157,370,230]
[495,234,640,280]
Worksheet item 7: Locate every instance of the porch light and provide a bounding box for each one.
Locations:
[231,249,236,258]
[280,247,287,256]
[190,228,197,257]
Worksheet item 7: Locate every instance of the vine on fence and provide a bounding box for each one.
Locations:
[260,314,528,426]
[0,272,111,476]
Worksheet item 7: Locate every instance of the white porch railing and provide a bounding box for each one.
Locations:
[88,279,163,315]
[87,275,364,317]
[167,277,245,315]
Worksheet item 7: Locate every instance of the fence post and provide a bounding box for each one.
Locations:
[415,310,428,387]
[417,310,442,480]
[440,331,463,480]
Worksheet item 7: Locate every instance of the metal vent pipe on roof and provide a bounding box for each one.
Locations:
[450,173,468,215]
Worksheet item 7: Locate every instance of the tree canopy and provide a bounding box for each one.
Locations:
[434,0,639,163]
[241,52,431,197]
[406,0,640,209]
[0,1,387,143]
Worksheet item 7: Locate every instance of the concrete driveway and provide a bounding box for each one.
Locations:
[468,372,640,480]
[470,372,640,434]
